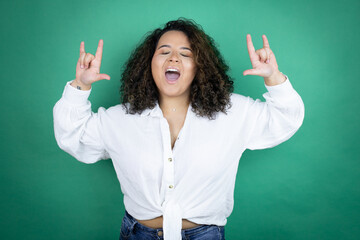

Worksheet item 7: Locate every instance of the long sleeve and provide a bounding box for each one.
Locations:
[245,74,305,150]
[53,80,110,163]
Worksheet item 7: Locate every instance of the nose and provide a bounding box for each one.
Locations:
[168,52,180,63]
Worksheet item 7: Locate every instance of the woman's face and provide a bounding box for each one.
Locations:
[151,30,197,101]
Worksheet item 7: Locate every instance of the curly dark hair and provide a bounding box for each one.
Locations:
[120,17,234,120]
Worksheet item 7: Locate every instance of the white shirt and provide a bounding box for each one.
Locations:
[53,74,304,240]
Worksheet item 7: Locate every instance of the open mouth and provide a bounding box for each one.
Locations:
[165,68,180,82]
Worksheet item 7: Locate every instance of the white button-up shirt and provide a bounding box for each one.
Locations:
[53,74,304,240]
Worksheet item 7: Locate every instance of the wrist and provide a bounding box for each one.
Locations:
[71,79,91,91]
[264,71,286,86]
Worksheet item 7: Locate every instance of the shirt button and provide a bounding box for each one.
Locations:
[168,158,173,162]
[157,230,163,236]
[169,185,174,189]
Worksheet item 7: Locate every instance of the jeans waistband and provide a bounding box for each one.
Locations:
[124,210,220,236]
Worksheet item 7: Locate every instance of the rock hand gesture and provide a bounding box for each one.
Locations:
[243,34,286,86]
[71,39,111,91]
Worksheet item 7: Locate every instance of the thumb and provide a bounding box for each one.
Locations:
[243,69,260,76]
[96,73,111,81]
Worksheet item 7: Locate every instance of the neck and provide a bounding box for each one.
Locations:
[159,94,190,115]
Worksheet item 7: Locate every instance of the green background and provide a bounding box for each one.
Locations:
[1,0,359,239]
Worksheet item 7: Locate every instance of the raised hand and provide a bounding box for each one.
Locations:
[72,39,110,90]
[243,34,285,85]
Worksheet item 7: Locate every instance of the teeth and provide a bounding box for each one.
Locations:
[166,68,179,73]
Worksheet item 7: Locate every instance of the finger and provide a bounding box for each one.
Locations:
[256,49,267,63]
[84,53,95,68]
[79,41,85,68]
[265,48,271,63]
[262,35,270,48]
[80,41,85,56]
[80,52,86,69]
[95,73,111,81]
[243,68,261,76]
[246,34,257,63]
[95,39,104,63]
[263,35,271,63]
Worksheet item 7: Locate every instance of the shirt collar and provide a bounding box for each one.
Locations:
[140,101,163,118]
[140,101,194,119]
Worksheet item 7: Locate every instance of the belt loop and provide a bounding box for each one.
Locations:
[125,211,137,233]
[129,220,136,233]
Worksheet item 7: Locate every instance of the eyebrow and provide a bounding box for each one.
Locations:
[157,45,192,51]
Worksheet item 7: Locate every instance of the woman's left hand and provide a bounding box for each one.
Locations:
[243,34,286,85]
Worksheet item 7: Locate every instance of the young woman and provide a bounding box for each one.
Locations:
[53,18,304,240]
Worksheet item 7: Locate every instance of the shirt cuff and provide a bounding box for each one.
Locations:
[62,80,92,106]
[264,73,297,100]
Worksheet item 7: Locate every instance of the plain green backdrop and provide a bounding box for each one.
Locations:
[1,0,359,239]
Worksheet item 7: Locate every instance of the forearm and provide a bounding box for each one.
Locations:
[53,81,107,163]
[246,76,305,150]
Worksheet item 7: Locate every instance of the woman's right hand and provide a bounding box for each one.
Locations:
[71,39,110,90]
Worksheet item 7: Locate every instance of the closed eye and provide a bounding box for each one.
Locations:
[160,52,191,57]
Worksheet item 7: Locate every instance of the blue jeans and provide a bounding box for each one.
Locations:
[120,210,225,240]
